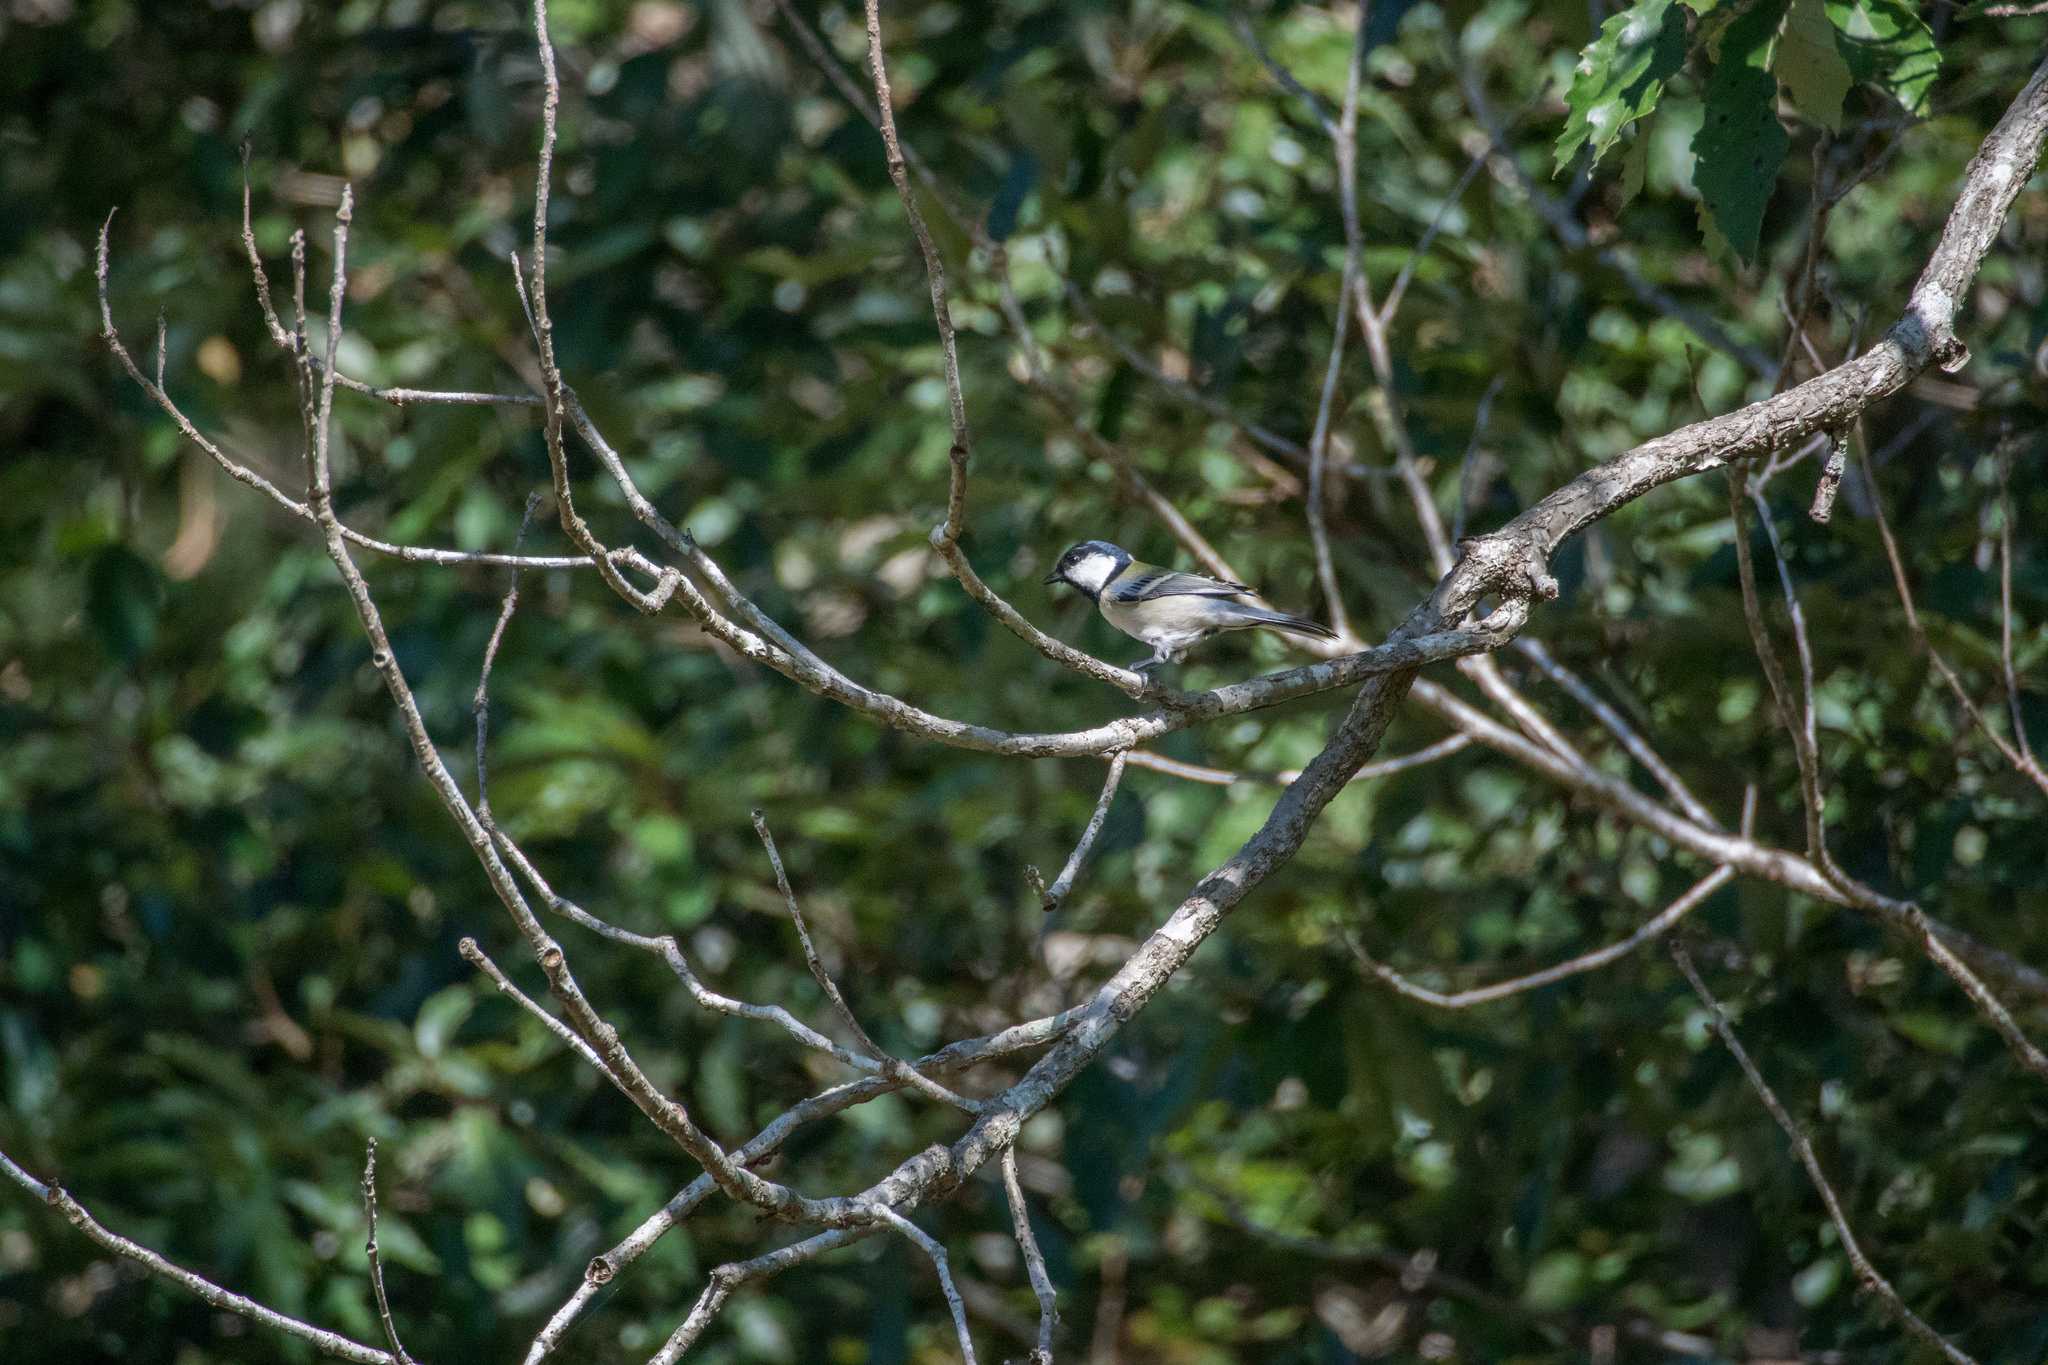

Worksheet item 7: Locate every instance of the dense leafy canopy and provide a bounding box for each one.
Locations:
[3,1,2046,1363]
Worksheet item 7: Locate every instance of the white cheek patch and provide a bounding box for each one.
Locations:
[1065,553,1117,592]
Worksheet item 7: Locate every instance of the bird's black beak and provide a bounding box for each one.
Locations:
[1042,570,1062,586]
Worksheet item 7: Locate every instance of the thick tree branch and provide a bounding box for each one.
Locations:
[1435,55,2048,626]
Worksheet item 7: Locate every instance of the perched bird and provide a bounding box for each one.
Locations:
[1043,540,1336,672]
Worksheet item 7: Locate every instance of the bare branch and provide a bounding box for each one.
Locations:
[1031,750,1130,912]
[1123,733,1472,787]
[1857,436,2048,794]
[1513,639,1720,828]
[648,1228,873,1365]
[0,1148,400,1365]
[1300,4,1369,641]
[1001,1149,1057,1365]
[871,1204,979,1364]
[1996,449,2037,768]
[1230,11,1336,131]
[1730,477,2048,1083]
[360,1139,413,1365]
[488,826,919,1083]
[523,0,682,618]
[1668,945,1978,1365]
[1406,678,2048,1003]
[98,209,642,573]
[475,492,542,827]
[1355,866,1733,1008]
[523,1010,1080,1364]
[249,177,809,1220]
[458,936,615,1079]
[861,0,970,545]
[655,579,1517,758]
[753,810,984,1113]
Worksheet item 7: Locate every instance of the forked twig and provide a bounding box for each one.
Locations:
[1668,944,1977,1364]
[752,810,984,1113]
[0,1149,399,1365]
[870,1204,980,1365]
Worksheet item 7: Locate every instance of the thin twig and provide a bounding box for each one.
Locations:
[1355,866,1733,1008]
[1730,475,2048,1083]
[752,811,984,1113]
[97,206,639,573]
[360,1138,413,1365]
[1001,1148,1058,1364]
[859,0,969,548]
[1996,449,2037,767]
[524,0,682,617]
[521,1009,1082,1364]
[270,174,800,1219]
[1122,733,1471,786]
[870,1205,980,1365]
[648,1228,873,1365]
[1667,945,1977,1364]
[475,492,543,826]
[1301,1,1371,641]
[458,937,615,1077]
[1230,12,1336,130]
[490,826,934,1085]
[1031,751,1129,912]
[1513,639,1719,828]
[1855,436,2048,794]
[0,1149,400,1365]
[1449,374,1506,545]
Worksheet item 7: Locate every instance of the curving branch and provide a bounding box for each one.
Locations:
[1670,945,1977,1364]
[753,810,985,1113]
[0,1149,401,1365]
[1356,865,1735,1009]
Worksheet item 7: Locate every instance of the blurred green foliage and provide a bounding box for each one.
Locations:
[2,1,2046,1362]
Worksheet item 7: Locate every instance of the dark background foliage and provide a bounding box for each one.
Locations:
[2,0,2045,1361]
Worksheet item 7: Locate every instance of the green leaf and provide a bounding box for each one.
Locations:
[1825,0,1940,115]
[1792,1255,1844,1306]
[1523,1250,1590,1310]
[1555,0,1691,173]
[1692,0,1791,262]
[1775,0,1852,130]
[1620,127,1651,208]
[414,984,475,1059]
[86,545,162,663]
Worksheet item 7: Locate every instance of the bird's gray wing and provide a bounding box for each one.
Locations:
[1108,566,1251,602]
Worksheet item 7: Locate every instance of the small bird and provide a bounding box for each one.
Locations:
[1043,540,1336,673]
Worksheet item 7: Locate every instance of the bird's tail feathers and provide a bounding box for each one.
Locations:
[1236,606,1338,640]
